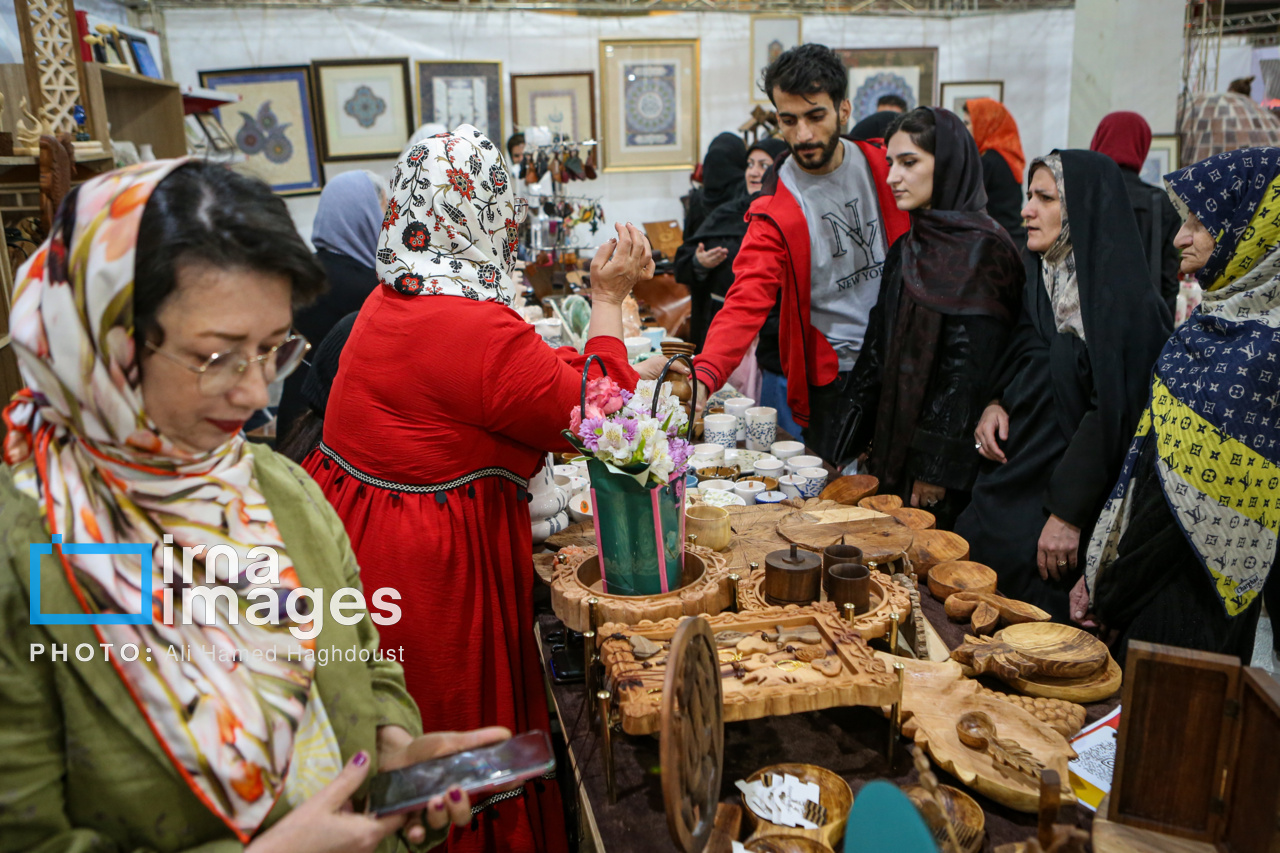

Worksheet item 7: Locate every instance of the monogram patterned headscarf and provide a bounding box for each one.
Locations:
[377,124,519,305]
[3,161,339,841]
[1088,148,1280,616]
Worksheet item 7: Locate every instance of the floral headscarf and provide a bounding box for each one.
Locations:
[1030,153,1085,341]
[378,124,519,305]
[3,161,338,841]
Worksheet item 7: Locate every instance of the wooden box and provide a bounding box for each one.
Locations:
[1096,641,1280,853]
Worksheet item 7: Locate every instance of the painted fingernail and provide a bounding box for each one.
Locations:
[431,798,446,811]
[353,750,368,767]
[449,788,463,802]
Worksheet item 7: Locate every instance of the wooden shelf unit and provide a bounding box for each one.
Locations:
[82,64,185,159]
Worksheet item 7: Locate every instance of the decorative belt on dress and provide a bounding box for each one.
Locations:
[316,441,529,494]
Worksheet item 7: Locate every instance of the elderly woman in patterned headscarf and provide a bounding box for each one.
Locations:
[1079,148,1280,665]
[305,126,651,853]
[0,160,501,852]
[955,151,1171,622]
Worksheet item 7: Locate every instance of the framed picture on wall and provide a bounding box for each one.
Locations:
[510,72,596,143]
[750,16,801,104]
[416,60,503,143]
[198,65,324,195]
[1142,135,1180,187]
[127,36,162,79]
[313,58,413,161]
[835,47,938,124]
[940,80,1004,116]
[599,39,700,172]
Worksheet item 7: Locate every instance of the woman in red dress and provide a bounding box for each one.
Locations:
[305,125,649,853]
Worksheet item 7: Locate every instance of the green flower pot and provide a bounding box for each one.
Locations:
[586,459,684,596]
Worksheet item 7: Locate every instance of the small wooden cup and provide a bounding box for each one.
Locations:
[821,544,863,594]
[686,505,732,552]
[764,544,822,605]
[828,563,871,615]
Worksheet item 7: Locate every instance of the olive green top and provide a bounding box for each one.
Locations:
[0,443,440,853]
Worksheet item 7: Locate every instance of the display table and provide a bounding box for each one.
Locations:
[536,591,1118,852]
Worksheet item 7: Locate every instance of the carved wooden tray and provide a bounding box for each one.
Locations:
[599,608,898,735]
[549,544,732,632]
[735,572,913,641]
[775,504,914,558]
[881,654,1078,813]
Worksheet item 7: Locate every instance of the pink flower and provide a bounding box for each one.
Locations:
[584,376,625,417]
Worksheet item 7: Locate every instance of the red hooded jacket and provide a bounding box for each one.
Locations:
[691,137,910,427]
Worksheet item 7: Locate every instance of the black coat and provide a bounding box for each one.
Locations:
[981,149,1026,244]
[276,249,377,439]
[1119,167,1181,314]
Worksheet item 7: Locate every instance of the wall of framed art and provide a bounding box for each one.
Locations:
[416,60,503,143]
[166,7,1075,241]
[837,47,939,123]
[313,58,413,161]
[599,39,700,172]
[199,65,325,196]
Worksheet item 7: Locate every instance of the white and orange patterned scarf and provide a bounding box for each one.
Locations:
[3,161,339,841]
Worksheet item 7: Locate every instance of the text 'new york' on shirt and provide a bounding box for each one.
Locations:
[779,139,888,371]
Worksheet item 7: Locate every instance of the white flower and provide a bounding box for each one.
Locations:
[645,434,675,484]
[598,421,632,460]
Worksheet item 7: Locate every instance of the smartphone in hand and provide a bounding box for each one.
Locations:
[367,730,556,817]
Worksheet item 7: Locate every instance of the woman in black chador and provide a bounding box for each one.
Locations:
[955,150,1171,621]
[844,107,1023,530]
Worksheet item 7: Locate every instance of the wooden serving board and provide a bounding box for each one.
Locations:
[599,607,898,736]
[878,654,1078,814]
[907,530,970,579]
[952,623,1110,683]
[887,507,936,530]
[775,502,912,560]
[820,474,879,506]
[735,572,913,641]
[859,494,903,512]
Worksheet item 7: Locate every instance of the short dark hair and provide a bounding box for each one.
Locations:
[506,132,526,158]
[885,107,936,155]
[877,94,909,111]
[761,43,848,108]
[133,161,325,347]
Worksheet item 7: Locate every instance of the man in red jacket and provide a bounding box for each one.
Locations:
[692,44,910,461]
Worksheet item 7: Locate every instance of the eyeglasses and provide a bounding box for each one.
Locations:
[145,334,311,397]
[513,197,529,224]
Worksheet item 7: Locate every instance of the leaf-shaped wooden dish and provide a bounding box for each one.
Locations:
[944,591,1051,636]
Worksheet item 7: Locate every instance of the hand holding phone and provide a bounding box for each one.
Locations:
[369,730,557,817]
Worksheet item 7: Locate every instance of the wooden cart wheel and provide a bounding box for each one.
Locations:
[661,616,725,853]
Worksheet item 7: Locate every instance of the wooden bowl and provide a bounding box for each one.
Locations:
[906,530,970,581]
[903,784,984,853]
[736,473,780,492]
[858,494,903,512]
[820,474,879,506]
[743,763,852,849]
[927,561,997,602]
[686,505,732,551]
[745,837,834,853]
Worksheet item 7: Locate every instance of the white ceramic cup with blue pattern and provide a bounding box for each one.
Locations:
[724,397,755,441]
[704,414,738,450]
[744,406,778,451]
[797,466,829,498]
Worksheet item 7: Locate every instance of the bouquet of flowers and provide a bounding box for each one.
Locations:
[565,377,694,488]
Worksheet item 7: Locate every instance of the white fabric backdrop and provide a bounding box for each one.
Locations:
[162,7,1075,245]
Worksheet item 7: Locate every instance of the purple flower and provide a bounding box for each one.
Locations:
[668,437,694,480]
[578,416,605,451]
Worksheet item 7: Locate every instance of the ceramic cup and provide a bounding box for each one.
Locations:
[744,406,779,452]
[564,475,590,495]
[823,544,864,594]
[756,490,788,504]
[686,505,732,551]
[624,336,652,360]
[703,414,738,450]
[786,454,825,475]
[724,397,755,441]
[828,562,872,615]
[700,479,736,492]
[770,440,806,461]
[777,474,807,499]
[553,464,579,480]
[691,443,725,465]
[641,327,667,349]
[797,466,829,498]
[734,479,767,505]
[753,456,786,480]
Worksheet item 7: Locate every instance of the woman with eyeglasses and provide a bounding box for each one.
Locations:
[0,161,502,852]
[303,126,651,853]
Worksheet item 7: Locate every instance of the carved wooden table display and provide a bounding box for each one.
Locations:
[598,608,898,736]
[881,654,1079,813]
[659,617,724,853]
[951,623,1121,703]
[549,544,732,633]
[735,575,913,641]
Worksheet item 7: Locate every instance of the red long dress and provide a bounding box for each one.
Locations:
[304,288,637,853]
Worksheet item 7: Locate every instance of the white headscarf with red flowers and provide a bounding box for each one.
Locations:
[378,124,519,305]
